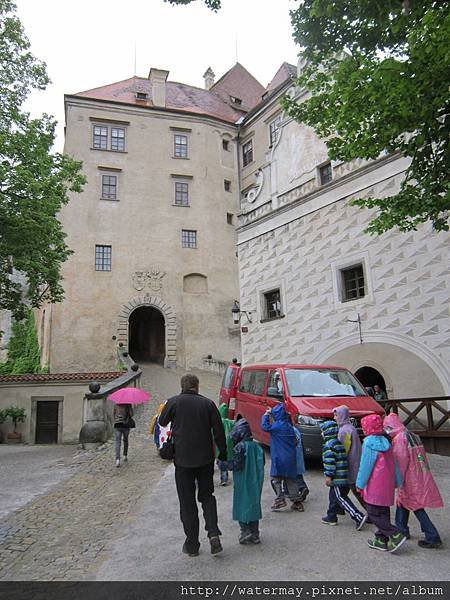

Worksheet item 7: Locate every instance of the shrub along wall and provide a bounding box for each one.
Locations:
[0,310,47,375]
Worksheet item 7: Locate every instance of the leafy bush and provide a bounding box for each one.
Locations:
[0,310,44,375]
[6,406,26,432]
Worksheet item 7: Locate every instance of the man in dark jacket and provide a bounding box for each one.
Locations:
[159,373,227,557]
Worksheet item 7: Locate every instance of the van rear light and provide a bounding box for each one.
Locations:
[229,397,236,410]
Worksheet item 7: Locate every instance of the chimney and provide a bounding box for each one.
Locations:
[203,67,215,91]
[148,68,169,107]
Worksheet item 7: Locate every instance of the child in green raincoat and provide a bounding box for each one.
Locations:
[216,403,235,485]
[219,418,265,544]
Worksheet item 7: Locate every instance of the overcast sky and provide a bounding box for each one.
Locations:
[16,0,300,152]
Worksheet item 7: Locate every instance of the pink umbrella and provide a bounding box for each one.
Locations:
[108,387,151,405]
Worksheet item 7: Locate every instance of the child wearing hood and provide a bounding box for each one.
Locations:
[220,418,264,544]
[333,405,365,510]
[384,413,443,549]
[320,420,367,529]
[262,404,306,512]
[216,403,235,486]
[356,414,406,553]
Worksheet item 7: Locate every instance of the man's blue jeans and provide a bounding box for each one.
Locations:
[395,505,441,543]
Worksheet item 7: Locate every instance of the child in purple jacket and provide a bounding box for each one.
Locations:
[334,405,365,511]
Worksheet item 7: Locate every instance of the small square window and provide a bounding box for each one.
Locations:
[227,213,233,225]
[269,115,282,146]
[174,134,188,158]
[93,126,108,150]
[341,265,365,302]
[222,139,230,151]
[224,180,231,192]
[111,127,125,152]
[101,175,117,200]
[319,162,332,185]
[182,229,197,248]
[264,289,282,320]
[95,245,112,271]
[175,181,189,206]
[242,140,253,167]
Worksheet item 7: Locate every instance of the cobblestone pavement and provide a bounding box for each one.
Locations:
[0,364,222,581]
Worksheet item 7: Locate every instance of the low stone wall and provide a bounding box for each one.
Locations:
[0,373,121,444]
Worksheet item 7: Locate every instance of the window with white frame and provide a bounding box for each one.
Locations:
[319,162,333,185]
[174,181,189,206]
[111,127,126,151]
[92,124,126,152]
[269,115,282,146]
[242,139,253,167]
[95,245,112,271]
[174,134,188,158]
[101,175,117,200]
[340,264,365,302]
[263,289,282,320]
[93,125,108,150]
[181,229,197,248]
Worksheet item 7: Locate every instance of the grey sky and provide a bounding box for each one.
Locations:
[16,0,299,152]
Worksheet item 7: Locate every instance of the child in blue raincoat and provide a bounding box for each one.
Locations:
[262,404,305,511]
[220,418,265,544]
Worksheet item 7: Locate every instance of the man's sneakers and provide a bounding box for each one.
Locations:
[321,516,338,526]
[418,539,442,549]
[210,536,223,555]
[115,459,120,468]
[291,501,304,512]
[367,537,388,552]
[182,543,199,557]
[356,514,368,531]
[123,456,128,463]
[387,532,408,553]
[271,497,287,511]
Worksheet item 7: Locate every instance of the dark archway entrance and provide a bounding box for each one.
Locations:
[355,366,387,394]
[128,306,165,364]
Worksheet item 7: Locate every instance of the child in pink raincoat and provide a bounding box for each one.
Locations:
[384,413,443,549]
[356,414,406,553]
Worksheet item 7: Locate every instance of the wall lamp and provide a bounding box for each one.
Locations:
[231,300,252,325]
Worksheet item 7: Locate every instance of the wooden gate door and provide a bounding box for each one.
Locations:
[35,401,59,443]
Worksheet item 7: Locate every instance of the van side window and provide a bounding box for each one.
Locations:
[253,370,268,395]
[239,370,268,395]
[239,371,253,393]
[267,370,284,399]
[222,367,235,389]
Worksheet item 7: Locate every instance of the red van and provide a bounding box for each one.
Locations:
[220,363,384,459]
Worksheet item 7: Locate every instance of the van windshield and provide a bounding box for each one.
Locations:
[285,369,366,398]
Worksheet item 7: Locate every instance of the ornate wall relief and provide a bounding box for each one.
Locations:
[132,267,166,293]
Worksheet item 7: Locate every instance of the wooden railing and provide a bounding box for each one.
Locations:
[378,396,450,456]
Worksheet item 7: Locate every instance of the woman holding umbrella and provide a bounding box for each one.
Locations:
[109,387,151,467]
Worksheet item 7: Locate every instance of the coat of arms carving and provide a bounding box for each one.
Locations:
[132,268,166,292]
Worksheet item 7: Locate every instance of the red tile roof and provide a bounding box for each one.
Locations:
[73,76,245,124]
[0,372,123,384]
[210,62,265,112]
[265,62,297,94]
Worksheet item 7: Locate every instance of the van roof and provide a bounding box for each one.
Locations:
[239,364,349,370]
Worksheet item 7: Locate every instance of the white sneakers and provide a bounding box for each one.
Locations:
[115,459,120,467]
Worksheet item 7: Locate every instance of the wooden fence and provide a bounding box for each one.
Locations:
[378,396,450,456]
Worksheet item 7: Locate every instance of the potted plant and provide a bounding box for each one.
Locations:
[0,409,7,443]
[6,406,26,443]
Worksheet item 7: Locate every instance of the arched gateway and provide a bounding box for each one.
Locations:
[117,294,177,368]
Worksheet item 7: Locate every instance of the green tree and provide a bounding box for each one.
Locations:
[165,0,221,10]
[166,0,449,234]
[0,0,85,320]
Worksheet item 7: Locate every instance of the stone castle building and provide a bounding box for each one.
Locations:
[5,58,448,400]
[38,63,268,373]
